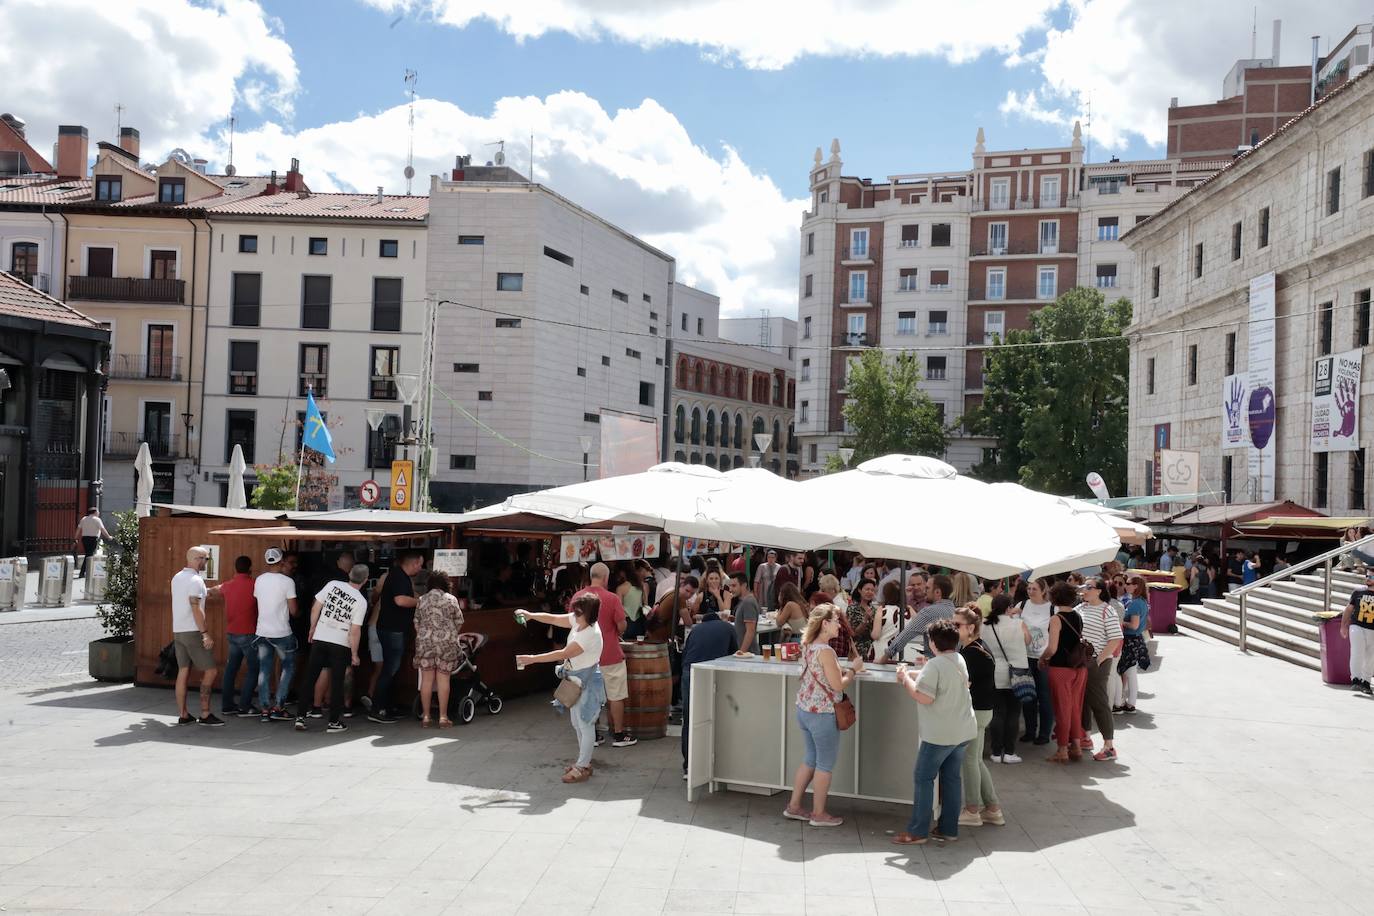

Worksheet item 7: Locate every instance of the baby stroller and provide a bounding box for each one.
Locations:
[413,632,504,724]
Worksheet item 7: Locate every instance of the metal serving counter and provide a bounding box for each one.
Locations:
[685,656,918,804]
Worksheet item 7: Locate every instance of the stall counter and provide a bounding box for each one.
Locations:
[685,656,920,805]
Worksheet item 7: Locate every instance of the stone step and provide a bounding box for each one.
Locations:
[1182,602,1320,658]
[1197,597,1321,637]
[1174,615,1323,671]
[1267,580,1350,613]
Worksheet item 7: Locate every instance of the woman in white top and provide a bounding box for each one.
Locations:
[1017,577,1055,746]
[984,594,1031,763]
[516,593,605,784]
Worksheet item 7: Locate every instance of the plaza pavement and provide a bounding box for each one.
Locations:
[0,630,1372,915]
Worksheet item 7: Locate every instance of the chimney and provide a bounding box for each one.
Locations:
[55,125,88,178]
[265,169,278,194]
[192,158,207,175]
[375,185,384,204]
[1311,35,1321,103]
[119,126,139,159]
[452,153,470,181]
[1169,96,1178,108]
[283,156,306,192]
[1271,19,1281,64]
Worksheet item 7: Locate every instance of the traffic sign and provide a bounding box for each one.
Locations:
[359,479,381,507]
[390,460,414,510]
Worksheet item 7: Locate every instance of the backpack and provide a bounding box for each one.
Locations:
[155,641,179,681]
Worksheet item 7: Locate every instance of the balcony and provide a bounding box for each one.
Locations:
[68,276,185,304]
[107,353,183,381]
[969,284,1050,302]
[5,271,50,293]
[841,245,874,265]
[106,431,181,459]
[835,331,873,349]
[970,240,1078,257]
[897,277,919,292]
[897,239,920,248]
[1095,276,1119,289]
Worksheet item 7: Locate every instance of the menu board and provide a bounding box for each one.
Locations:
[559,532,661,562]
[432,549,469,577]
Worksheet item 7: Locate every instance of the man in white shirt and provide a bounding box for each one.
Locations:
[171,546,223,726]
[841,554,867,592]
[753,549,783,613]
[253,547,299,721]
[295,564,369,732]
[74,509,112,578]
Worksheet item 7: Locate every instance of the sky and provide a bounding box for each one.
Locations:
[3,0,1369,317]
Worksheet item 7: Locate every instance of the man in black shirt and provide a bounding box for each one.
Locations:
[679,607,738,778]
[367,552,422,722]
[1341,569,1374,694]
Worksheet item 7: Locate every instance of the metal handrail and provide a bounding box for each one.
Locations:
[1231,531,1374,652]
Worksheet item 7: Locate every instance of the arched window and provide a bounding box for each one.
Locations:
[693,362,703,390]
[690,407,701,445]
[752,415,766,450]
[705,453,717,468]
[733,454,746,469]
[705,409,716,446]
[787,423,796,454]
[707,365,718,394]
[719,412,730,448]
[674,404,685,443]
[773,420,781,452]
[734,414,743,448]
[674,450,688,463]
[689,452,701,464]
[677,358,689,388]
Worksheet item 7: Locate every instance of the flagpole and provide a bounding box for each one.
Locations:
[295,386,310,510]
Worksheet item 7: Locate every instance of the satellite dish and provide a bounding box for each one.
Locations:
[494,150,505,166]
[403,165,415,179]
[224,163,236,176]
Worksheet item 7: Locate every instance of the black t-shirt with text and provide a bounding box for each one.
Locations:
[1349,589,1374,630]
[377,566,416,632]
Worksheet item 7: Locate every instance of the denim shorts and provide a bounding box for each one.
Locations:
[795,707,840,773]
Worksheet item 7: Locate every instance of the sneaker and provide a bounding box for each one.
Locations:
[197,714,225,727]
[782,806,810,822]
[307,707,324,719]
[237,706,261,718]
[1033,736,1051,746]
[1019,733,1033,743]
[595,733,606,747]
[1093,747,1118,762]
[930,828,958,843]
[268,707,293,722]
[1111,705,1125,713]
[1363,683,1373,697]
[176,714,195,725]
[367,710,397,724]
[981,808,1006,826]
[682,771,688,781]
[612,732,638,748]
[259,710,271,723]
[360,695,374,711]
[221,705,242,717]
[294,717,307,732]
[1079,737,1094,751]
[957,810,983,827]
[342,708,355,718]
[327,721,348,733]
[808,813,844,827]
[1000,753,1023,765]
[1123,705,1138,714]
[988,753,1003,764]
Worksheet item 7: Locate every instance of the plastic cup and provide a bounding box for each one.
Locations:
[514,610,527,625]
[516,659,526,671]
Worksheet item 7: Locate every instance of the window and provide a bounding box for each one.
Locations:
[649,326,657,335]
[308,237,327,256]
[806,232,815,255]
[1095,264,1118,288]
[928,269,950,290]
[145,324,174,379]
[625,348,641,359]
[849,228,869,258]
[379,239,399,258]
[231,273,261,326]
[497,272,523,292]
[988,222,1007,253]
[848,271,867,302]
[809,443,818,464]
[453,363,479,373]
[238,235,257,254]
[984,311,1004,344]
[458,235,485,245]
[370,346,399,399]
[1039,174,1060,206]
[801,358,812,380]
[301,275,331,329]
[900,224,919,247]
[1365,149,1374,198]
[611,289,628,302]
[365,277,403,332]
[1231,222,1243,260]
[86,246,113,277]
[1037,266,1057,300]
[1038,219,1059,254]
[897,312,916,335]
[229,341,258,395]
[1151,266,1161,298]
[1354,449,1367,511]
[649,310,658,320]
[1357,290,1372,347]
[681,313,689,331]
[576,366,585,376]
[987,268,1006,300]
[1146,357,1155,395]
[10,241,37,281]
[494,318,523,329]
[95,176,121,202]
[803,317,812,339]
[990,177,1010,207]
[931,224,951,247]
[1225,332,1237,374]
[818,190,828,204]
[804,274,813,297]
[643,293,651,303]
[1222,455,1234,503]
[1327,167,1342,215]
[601,355,611,366]
[580,285,589,295]
[1319,301,1333,356]
[639,381,655,407]
[225,410,256,464]
[543,246,573,266]
[1096,217,1119,241]
[898,268,918,292]
[365,417,399,468]
[1187,344,1198,386]
[583,412,600,424]
[299,344,328,396]
[1193,242,1203,279]
[800,401,809,423]
[926,356,946,380]
[449,454,476,470]
[846,312,866,344]
[697,317,704,335]
[929,310,948,335]
[933,403,946,425]
[1258,206,1270,248]
[478,390,493,401]
[1315,451,1329,508]
[150,250,177,280]
[158,178,185,204]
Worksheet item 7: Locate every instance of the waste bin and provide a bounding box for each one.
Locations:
[38,555,75,608]
[1140,570,1180,633]
[0,558,18,611]
[1316,613,1351,686]
[83,554,108,603]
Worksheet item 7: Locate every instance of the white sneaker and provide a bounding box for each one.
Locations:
[957,809,983,827]
[988,754,1003,763]
[1000,753,1023,764]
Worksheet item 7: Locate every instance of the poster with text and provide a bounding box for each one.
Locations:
[1246,273,1277,500]
[1311,349,1362,452]
[1222,374,1248,449]
[1158,449,1201,498]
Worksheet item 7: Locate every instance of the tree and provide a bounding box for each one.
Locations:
[95,510,140,640]
[825,349,948,470]
[967,287,1131,495]
[251,463,298,510]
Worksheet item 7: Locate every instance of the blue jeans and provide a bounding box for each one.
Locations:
[795,707,840,773]
[906,740,967,838]
[222,633,260,711]
[256,635,297,709]
[373,629,407,714]
[1022,658,1054,742]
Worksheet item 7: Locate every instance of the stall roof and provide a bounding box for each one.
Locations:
[1236,515,1370,531]
[287,508,473,525]
[209,526,444,540]
[156,504,286,520]
[1165,501,1323,526]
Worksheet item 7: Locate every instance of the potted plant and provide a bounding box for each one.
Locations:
[91,510,138,681]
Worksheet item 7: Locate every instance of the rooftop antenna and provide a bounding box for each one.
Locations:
[486,139,506,166]
[1251,7,1258,58]
[114,102,125,139]
[403,68,418,195]
[1085,92,1092,163]
[759,309,772,349]
[224,114,237,177]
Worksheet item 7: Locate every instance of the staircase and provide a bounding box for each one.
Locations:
[1176,565,1361,672]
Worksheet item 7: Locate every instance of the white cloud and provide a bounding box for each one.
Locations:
[0,0,297,160]
[229,92,807,316]
[998,89,1070,127]
[371,0,1061,69]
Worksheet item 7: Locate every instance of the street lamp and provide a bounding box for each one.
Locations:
[365,408,386,491]
[579,435,593,482]
[838,447,855,467]
[754,433,773,474]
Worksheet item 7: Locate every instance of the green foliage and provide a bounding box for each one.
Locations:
[95,510,139,639]
[967,287,1132,495]
[251,463,298,510]
[826,349,949,471]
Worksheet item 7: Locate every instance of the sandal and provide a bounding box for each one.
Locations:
[561,766,592,783]
[438,718,454,728]
[1047,749,1070,763]
[420,717,432,728]
[890,832,929,845]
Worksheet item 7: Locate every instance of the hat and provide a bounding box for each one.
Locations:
[264,547,284,565]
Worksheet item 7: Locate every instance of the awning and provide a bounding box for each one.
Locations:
[209,526,444,540]
[1236,516,1370,531]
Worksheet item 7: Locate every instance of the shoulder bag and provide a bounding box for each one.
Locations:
[1062,613,1094,668]
[990,623,1036,704]
[808,644,856,731]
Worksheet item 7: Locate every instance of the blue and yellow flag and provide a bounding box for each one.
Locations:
[303,390,335,463]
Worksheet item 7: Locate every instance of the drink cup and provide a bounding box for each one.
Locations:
[762,644,773,660]
[514,610,527,625]
[636,635,645,643]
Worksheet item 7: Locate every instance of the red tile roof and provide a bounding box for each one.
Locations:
[0,175,93,203]
[0,270,103,329]
[206,190,430,219]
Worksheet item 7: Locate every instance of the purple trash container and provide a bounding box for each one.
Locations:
[1318,615,1351,686]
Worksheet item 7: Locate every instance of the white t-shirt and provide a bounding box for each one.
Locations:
[77,515,107,537]
[313,580,367,648]
[1020,599,1054,658]
[565,614,603,671]
[253,571,297,638]
[170,567,208,634]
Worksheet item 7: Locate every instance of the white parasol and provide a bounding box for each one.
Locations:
[226,444,248,509]
[134,441,154,518]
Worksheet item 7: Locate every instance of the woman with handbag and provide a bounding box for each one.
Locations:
[985,594,1031,764]
[1042,581,1089,763]
[783,604,857,828]
[1018,577,1055,745]
[953,607,1004,829]
[515,593,605,784]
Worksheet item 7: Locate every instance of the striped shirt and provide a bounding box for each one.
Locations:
[884,599,955,660]
[1075,602,1124,654]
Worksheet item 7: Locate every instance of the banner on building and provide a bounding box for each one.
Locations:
[1311,348,1362,452]
[1158,449,1200,499]
[1246,273,1277,500]
[598,409,660,479]
[1222,373,1248,449]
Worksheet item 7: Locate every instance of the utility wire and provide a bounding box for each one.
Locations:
[429,382,599,467]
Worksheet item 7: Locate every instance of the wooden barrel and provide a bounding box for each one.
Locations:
[621,641,670,739]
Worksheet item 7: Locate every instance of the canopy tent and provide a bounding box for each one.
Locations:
[1236,516,1370,531]
[1150,500,1329,541]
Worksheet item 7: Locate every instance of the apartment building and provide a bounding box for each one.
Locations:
[197,180,429,508]
[425,165,674,509]
[1126,68,1374,512]
[670,284,798,476]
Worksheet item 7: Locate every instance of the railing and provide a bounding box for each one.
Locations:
[970,240,1077,257]
[897,278,919,292]
[107,353,182,381]
[1095,276,1119,289]
[834,331,872,348]
[1232,532,1374,652]
[6,271,49,293]
[898,239,920,248]
[106,432,181,459]
[68,276,186,303]
[841,245,873,261]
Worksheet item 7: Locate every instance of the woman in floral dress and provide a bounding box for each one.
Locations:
[414,570,464,727]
